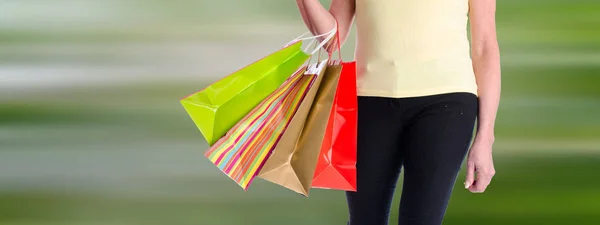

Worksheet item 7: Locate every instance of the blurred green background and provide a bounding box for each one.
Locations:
[1,0,599,224]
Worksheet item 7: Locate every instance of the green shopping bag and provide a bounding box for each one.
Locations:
[180,41,311,146]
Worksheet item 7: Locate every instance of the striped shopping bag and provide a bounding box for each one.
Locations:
[204,63,325,190]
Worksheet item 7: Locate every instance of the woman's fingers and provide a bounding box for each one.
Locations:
[469,167,495,193]
[464,161,475,189]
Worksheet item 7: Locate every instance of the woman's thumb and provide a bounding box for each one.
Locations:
[465,161,475,189]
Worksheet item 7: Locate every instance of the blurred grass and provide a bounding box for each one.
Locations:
[1,0,599,225]
[0,156,599,225]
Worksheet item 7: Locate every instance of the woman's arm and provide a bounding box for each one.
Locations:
[296,0,356,51]
[464,0,501,193]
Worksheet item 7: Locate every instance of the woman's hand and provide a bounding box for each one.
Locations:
[464,137,496,193]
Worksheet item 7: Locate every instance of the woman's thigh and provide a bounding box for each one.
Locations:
[397,93,478,225]
[346,96,405,225]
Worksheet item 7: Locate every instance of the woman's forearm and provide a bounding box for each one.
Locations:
[297,0,333,34]
[296,0,355,50]
[296,0,316,34]
[469,0,501,148]
[472,44,501,146]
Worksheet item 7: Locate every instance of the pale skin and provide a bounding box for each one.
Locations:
[297,0,500,193]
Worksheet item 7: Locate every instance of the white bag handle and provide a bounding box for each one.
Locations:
[286,22,337,55]
[291,31,315,42]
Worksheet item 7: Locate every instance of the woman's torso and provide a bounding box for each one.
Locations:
[354,0,478,98]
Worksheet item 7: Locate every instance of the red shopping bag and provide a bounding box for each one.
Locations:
[311,59,357,191]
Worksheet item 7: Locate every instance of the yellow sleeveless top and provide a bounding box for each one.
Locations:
[354,0,478,98]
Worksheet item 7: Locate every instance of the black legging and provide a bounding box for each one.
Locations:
[347,92,478,225]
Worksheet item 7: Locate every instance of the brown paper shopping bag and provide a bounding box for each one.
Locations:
[258,63,342,196]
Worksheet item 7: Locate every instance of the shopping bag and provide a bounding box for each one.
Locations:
[203,60,328,190]
[311,60,358,191]
[181,41,311,146]
[257,60,341,196]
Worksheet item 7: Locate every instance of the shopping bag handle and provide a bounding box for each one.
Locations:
[327,20,343,65]
[286,21,338,55]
